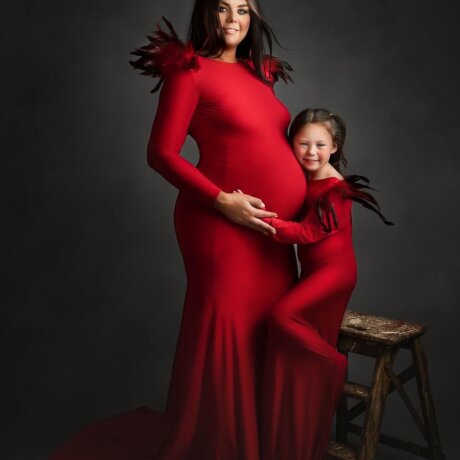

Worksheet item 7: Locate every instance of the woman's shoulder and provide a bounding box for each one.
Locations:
[129,17,201,93]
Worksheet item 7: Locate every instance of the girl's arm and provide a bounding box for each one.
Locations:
[263,189,352,244]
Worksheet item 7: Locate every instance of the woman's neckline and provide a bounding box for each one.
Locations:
[199,55,242,65]
[309,176,343,182]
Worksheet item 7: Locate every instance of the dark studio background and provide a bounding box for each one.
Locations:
[3,0,459,459]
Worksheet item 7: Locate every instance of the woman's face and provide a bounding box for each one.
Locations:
[217,1,251,50]
[293,123,338,175]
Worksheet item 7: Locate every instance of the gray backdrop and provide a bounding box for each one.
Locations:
[3,0,459,459]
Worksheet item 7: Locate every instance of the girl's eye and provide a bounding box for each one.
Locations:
[317,144,326,148]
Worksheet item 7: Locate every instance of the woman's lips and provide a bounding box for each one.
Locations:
[224,28,239,34]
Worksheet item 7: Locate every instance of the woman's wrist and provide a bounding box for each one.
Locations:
[214,190,230,211]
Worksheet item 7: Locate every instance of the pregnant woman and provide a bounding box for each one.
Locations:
[49,1,306,459]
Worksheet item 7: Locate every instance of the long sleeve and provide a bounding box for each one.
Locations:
[264,189,352,245]
[147,69,223,207]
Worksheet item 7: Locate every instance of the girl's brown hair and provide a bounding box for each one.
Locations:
[288,108,348,173]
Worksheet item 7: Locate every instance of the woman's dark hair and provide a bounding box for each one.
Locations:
[188,0,283,83]
[288,108,348,173]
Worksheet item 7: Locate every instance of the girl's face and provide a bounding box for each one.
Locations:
[218,1,251,50]
[292,123,338,177]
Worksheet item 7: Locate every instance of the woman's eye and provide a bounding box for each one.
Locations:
[218,6,227,12]
[238,9,249,14]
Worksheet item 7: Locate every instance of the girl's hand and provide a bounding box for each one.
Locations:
[214,190,277,235]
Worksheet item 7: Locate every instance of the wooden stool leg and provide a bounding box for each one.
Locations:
[358,347,398,460]
[411,337,445,460]
[336,350,349,444]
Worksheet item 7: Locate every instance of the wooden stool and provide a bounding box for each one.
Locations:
[327,310,445,460]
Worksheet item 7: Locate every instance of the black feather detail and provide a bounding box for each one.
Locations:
[314,175,394,230]
[315,200,338,234]
[273,60,294,84]
[330,203,339,228]
[343,175,394,226]
[264,56,293,84]
[316,206,329,233]
[325,206,333,232]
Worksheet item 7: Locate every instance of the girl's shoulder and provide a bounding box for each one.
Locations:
[309,174,393,232]
[308,175,344,197]
[314,175,376,205]
[324,175,394,226]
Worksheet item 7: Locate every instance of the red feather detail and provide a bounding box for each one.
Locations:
[129,17,199,93]
[263,56,293,85]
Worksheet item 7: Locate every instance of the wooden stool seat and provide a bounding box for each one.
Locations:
[340,310,426,345]
[327,310,445,460]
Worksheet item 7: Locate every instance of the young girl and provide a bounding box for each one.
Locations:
[235,108,393,460]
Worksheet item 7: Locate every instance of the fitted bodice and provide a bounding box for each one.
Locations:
[148,55,307,220]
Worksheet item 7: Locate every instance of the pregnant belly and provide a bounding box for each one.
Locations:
[198,144,307,219]
[249,167,307,219]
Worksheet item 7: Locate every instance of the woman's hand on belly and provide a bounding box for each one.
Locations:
[213,190,277,236]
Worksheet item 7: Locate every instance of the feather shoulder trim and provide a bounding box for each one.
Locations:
[315,175,394,233]
[263,55,293,85]
[129,17,199,93]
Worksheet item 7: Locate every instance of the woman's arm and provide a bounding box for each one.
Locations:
[147,69,221,207]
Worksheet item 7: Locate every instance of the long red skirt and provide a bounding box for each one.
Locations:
[261,238,357,460]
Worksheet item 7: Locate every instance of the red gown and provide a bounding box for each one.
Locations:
[48,46,307,460]
[261,177,357,460]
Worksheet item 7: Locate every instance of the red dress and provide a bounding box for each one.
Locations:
[261,177,357,460]
[48,44,307,460]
